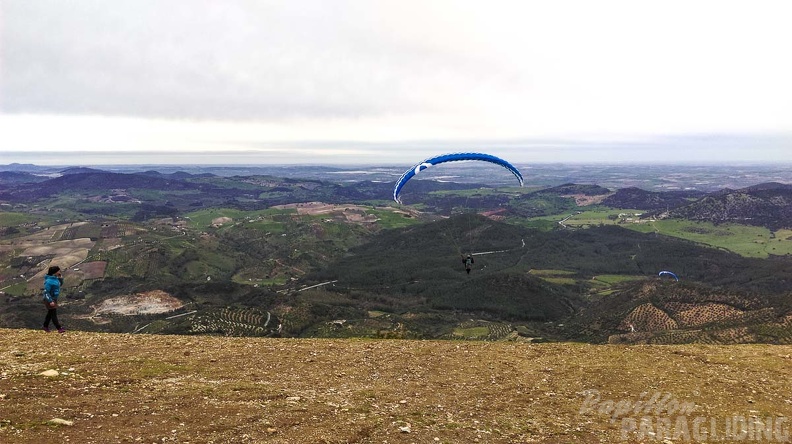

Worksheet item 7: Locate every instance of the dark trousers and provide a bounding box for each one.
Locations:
[44,307,61,329]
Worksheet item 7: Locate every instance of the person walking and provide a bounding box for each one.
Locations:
[42,265,65,333]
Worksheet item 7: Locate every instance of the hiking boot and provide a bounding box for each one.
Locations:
[57,327,66,334]
[43,327,51,333]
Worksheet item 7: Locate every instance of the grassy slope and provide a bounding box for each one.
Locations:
[0,212,36,226]
[2,328,792,443]
[625,220,792,258]
[531,207,792,258]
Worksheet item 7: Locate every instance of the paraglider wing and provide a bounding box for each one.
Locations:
[658,270,679,281]
[392,152,524,203]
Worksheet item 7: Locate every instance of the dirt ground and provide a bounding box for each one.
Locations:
[2,329,792,443]
[91,290,184,316]
[564,194,611,207]
[271,202,362,215]
[211,217,234,227]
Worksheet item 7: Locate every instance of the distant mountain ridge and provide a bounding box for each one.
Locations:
[541,183,611,196]
[2,166,790,230]
[668,182,792,229]
[603,187,704,210]
[61,167,107,175]
[0,171,52,185]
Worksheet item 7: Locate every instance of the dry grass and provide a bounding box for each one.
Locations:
[2,329,792,443]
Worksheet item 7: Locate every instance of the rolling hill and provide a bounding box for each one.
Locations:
[603,187,703,210]
[1,167,792,344]
[668,183,792,229]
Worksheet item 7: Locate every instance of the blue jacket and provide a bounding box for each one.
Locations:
[43,274,62,303]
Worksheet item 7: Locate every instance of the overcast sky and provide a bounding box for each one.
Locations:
[1,0,790,165]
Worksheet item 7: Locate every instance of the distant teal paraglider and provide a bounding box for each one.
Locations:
[658,270,679,281]
[393,152,524,203]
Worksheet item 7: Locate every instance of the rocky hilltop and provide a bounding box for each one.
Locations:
[668,183,792,230]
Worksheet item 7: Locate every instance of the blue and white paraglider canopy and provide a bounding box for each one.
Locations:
[392,152,524,203]
[658,270,679,281]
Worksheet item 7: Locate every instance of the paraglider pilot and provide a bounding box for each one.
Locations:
[463,254,474,274]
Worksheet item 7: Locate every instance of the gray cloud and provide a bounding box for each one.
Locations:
[2,0,790,167]
[1,1,505,120]
[3,132,790,166]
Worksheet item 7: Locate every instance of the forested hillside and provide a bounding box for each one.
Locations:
[668,183,792,229]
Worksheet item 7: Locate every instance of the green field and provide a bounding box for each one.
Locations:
[528,269,644,287]
[532,207,792,259]
[528,269,576,276]
[528,269,578,285]
[184,208,296,229]
[591,274,645,284]
[558,207,646,226]
[0,212,37,226]
[369,208,421,229]
[0,281,28,296]
[244,220,288,233]
[625,220,792,258]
